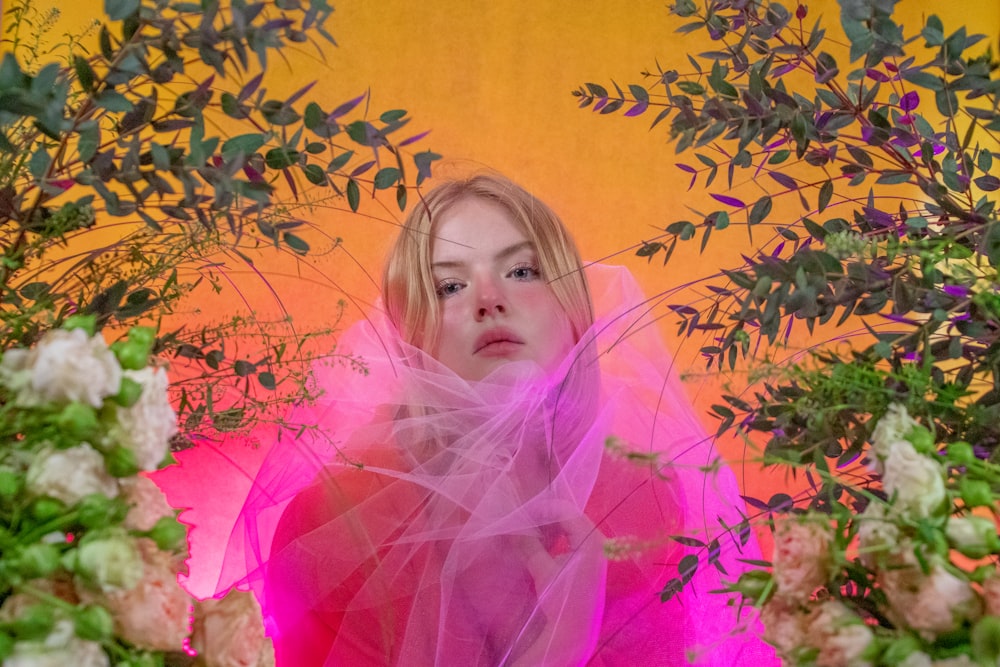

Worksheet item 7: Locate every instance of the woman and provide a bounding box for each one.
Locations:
[219,174,774,665]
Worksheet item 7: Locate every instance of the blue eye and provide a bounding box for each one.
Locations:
[508,264,540,281]
[435,280,463,298]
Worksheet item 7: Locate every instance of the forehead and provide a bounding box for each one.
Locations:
[430,197,533,262]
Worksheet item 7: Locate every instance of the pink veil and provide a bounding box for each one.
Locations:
[208,264,776,666]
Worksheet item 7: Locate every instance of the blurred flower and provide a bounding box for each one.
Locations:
[2,618,109,667]
[806,599,873,667]
[880,552,982,639]
[760,596,810,662]
[74,530,143,594]
[869,404,921,473]
[191,590,275,667]
[121,475,174,532]
[772,518,833,601]
[0,328,121,408]
[881,440,946,518]
[26,443,118,505]
[856,500,899,569]
[109,367,177,471]
[78,538,191,651]
[945,516,1000,559]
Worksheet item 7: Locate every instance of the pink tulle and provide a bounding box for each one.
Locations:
[170,265,777,666]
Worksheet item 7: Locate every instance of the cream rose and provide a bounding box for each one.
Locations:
[26,443,119,505]
[771,518,833,601]
[761,596,810,662]
[880,555,982,639]
[882,440,946,518]
[869,403,921,473]
[191,590,275,667]
[77,538,192,651]
[74,529,144,593]
[110,367,178,471]
[0,328,121,408]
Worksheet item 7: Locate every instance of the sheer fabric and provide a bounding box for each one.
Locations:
[216,265,776,666]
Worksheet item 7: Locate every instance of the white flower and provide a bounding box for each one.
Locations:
[2,619,109,667]
[806,600,873,667]
[856,501,899,569]
[78,538,192,651]
[75,530,144,593]
[772,518,833,601]
[192,590,275,667]
[0,328,121,408]
[26,443,119,505]
[869,404,921,474]
[882,440,946,518]
[945,516,1000,558]
[880,555,982,639]
[121,475,174,532]
[110,367,177,471]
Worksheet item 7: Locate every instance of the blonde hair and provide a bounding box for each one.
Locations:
[382,174,593,350]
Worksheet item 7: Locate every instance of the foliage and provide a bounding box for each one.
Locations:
[578,0,1000,663]
[0,0,437,433]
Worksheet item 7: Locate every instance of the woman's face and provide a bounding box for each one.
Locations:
[428,197,576,381]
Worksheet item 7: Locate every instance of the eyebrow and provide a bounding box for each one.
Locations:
[431,240,535,270]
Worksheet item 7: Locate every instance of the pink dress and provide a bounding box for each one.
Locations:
[211,265,777,665]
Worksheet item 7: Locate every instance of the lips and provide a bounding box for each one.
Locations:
[474,327,524,354]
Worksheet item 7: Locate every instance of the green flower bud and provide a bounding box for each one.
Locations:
[57,402,100,440]
[126,326,156,352]
[16,543,61,578]
[0,467,20,499]
[960,477,994,508]
[880,633,922,664]
[10,603,55,640]
[75,531,143,592]
[29,496,65,522]
[74,604,114,642]
[148,515,188,552]
[78,493,124,529]
[948,441,976,465]
[112,376,143,407]
[103,445,139,478]
[110,340,147,371]
[62,314,97,337]
[973,616,1000,665]
[906,425,936,454]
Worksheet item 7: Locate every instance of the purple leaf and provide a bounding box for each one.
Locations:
[865,68,890,82]
[900,91,919,112]
[711,193,746,208]
[623,101,648,117]
[768,171,798,190]
[398,130,431,147]
[329,92,367,120]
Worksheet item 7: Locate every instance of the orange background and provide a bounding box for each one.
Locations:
[5,0,1000,494]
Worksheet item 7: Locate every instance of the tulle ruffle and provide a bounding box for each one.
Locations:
[207,264,776,665]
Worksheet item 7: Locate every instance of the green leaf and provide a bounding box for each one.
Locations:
[396,183,407,211]
[628,84,649,103]
[258,372,276,390]
[283,232,310,254]
[233,360,255,377]
[302,163,326,185]
[327,150,354,172]
[94,90,133,112]
[818,180,833,213]
[304,102,324,130]
[347,178,360,211]
[373,167,400,190]
[667,220,696,240]
[379,109,407,123]
[677,80,705,95]
[265,147,300,170]
[105,0,139,20]
[749,196,772,225]
[922,15,944,46]
[221,134,266,161]
[875,171,912,185]
[73,56,96,93]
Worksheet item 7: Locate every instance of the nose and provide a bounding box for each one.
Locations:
[474,276,507,321]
